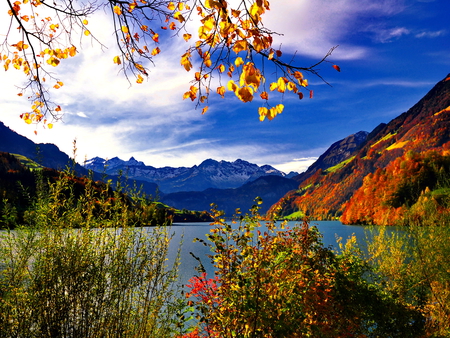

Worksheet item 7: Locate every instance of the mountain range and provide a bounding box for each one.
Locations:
[269,73,450,225]
[83,157,297,194]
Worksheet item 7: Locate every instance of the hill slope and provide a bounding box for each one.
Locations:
[269,74,450,224]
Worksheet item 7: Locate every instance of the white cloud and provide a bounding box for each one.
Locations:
[415,30,446,38]
[263,0,406,59]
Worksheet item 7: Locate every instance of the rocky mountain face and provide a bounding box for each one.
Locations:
[269,74,450,224]
[292,131,369,184]
[84,157,291,194]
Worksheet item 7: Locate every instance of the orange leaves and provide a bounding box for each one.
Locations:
[332,64,341,72]
[136,74,144,84]
[53,81,64,89]
[232,40,247,54]
[183,85,198,101]
[259,104,284,121]
[239,62,262,90]
[46,57,60,67]
[12,41,29,51]
[151,47,160,56]
[181,52,192,71]
[113,5,122,16]
[183,33,192,41]
[216,86,225,98]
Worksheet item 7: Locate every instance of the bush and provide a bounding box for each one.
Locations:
[0,168,185,337]
[184,203,424,337]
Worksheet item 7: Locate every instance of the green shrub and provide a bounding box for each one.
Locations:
[0,168,185,337]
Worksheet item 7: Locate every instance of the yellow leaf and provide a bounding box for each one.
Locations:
[181,52,192,71]
[202,106,208,114]
[269,82,277,91]
[174,12,185,23]
[48,123,53,129]
[151,47,160,56]
[82,19,88,25]
[218,64,225,73]
[113,5,122,15]
[258,107,269,121]
[217,86,225,98]
[277,77,286,93]
[47,57,60,67]
[205,0,221,9]
[234,57,244,67]
[183,33,192,41]
[84,30,90,36]
[227,80,238,92]
[236,86,253,102]
[121,26,129,33]
[167,2,175,10]
[232,40,247,54]
[136,74,144,83]
[113,55,121,65]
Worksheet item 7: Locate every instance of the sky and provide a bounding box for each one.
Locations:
[1,0,449,174]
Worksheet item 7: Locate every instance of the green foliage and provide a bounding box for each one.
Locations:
[184,202,424,337]
[0,167,186,337]
[283,210,305,220]
[323,156,355,174]
[368,202,450,337]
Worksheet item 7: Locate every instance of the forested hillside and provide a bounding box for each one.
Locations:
[270,74,450,224]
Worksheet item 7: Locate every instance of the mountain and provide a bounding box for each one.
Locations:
[269,74,450,225]
[292,131,369,184]
[0,122,83,172]
[0,123,159,197]
[161,175,299,215]
[84,157,292,194]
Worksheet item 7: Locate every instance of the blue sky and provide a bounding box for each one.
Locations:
[1,0,449,173]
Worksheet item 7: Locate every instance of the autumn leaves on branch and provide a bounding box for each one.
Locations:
[2,0,340,128]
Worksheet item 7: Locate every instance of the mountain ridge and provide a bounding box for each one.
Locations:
[269,73,450,224]
[84,156,294,194]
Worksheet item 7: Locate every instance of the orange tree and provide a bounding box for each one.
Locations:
[2,0,340,127]
[183,203,425,338]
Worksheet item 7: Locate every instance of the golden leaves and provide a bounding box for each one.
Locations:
[113,5,122,15]
[181,52,192,71]
[113,56,121,65]
[183,85,198,101]
[259,104,284,121]
[217,86,225,98]
[151,47,160,56]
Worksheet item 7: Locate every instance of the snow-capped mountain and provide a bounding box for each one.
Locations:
[84,157,292,193]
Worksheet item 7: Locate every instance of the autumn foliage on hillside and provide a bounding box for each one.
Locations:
[269,75,450,224]
[341,149,450,225]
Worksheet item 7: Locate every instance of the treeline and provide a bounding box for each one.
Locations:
[0,152,210,229]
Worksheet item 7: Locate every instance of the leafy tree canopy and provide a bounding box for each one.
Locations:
[2,0,339,129]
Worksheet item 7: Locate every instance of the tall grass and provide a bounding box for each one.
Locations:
[0,164,185,337]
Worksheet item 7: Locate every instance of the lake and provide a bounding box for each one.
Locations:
[167,220,379,286]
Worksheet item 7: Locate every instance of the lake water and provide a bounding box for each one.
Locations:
[168,220,377,286]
